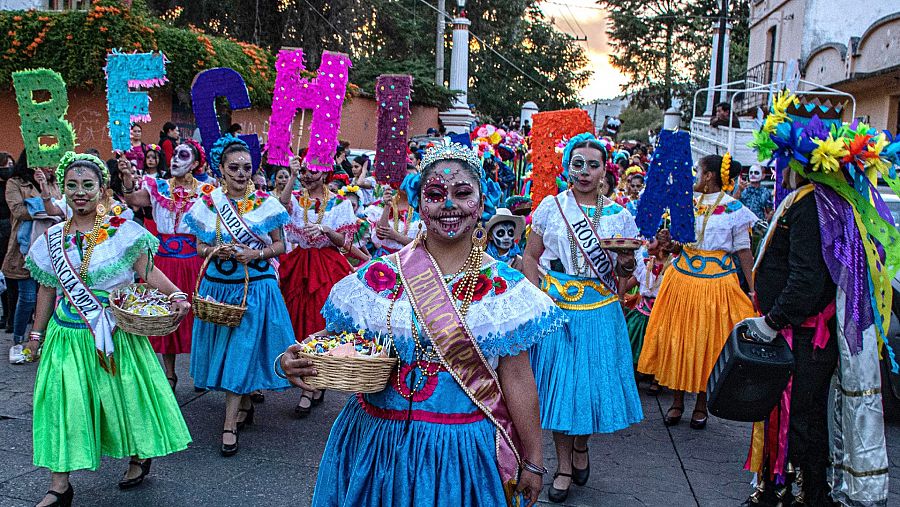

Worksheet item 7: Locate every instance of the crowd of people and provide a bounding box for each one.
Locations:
[0,89,895,507]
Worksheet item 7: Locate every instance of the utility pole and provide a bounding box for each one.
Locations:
[436,0,445,85]
[704,0,731,115]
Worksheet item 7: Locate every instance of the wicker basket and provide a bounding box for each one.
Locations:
[192,245,249,327]
[109,284,181,337]
[298,335,398,393]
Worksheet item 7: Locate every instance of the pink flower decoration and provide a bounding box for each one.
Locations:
[364,262,397,293]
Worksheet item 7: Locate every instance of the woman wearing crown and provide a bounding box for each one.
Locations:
[184,136,295,457]
[119,139,209,390]
[278,155,358,417]
[27,152,192,507]
[638,153,757,429]
[280,143,563,507]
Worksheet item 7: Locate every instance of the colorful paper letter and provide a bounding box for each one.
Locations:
[190,68,262,171]
[635,129,696,242]
[529,109,595,209]
[11,68,76,167]
[105,51,167,151]
[374,75,413,187]
[265,49,351,170]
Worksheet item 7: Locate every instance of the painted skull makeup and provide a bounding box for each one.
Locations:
[170,144,195,177]
[490,222,517,251]
[569,154,603,177]
[748,166,763,183]
[421,162,481,240]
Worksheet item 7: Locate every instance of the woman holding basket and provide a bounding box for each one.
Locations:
[26,152,191,507]
[184,135,294,457]
[281,143,564,507]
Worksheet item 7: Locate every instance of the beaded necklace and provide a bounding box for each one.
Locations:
[691,191,725,248]
[568,191,605,277]
[214,186,256,245]
[299,187,331,225]
[168,175,198,229]
[63,206,105,279]
[387,242,482,401]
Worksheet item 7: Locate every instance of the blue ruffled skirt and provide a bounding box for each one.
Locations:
[190,258,294,394]
[531,270,643,435]
[311,368,511,507]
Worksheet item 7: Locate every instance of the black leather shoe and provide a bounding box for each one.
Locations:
[237,404,255,430]
[548,472,572,503]
[249,391,265,403]
[221,429,239,457]
[118,458,152,490]
[572,446,590,486]
[295,393,313,419]
[690,409,708,430]
[311,390,326,406]
[43,484,73,506]
[664,405,684,426]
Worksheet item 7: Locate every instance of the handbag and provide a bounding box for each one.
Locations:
[707,322,794,422]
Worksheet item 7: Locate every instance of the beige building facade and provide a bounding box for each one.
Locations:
[747,0,900,131]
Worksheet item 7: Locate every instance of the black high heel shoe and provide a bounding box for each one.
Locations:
[42,484,73,506]
[295,392,313,419]
[663,405,684,426]
[690,409,708,430]
[572,446,590,486]
[237,404,255,430]
[311,390,326,406]
[118,458,152,490]
[548,471,572,503]
[221,429,239,457]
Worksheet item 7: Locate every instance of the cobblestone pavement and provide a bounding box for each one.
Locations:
[0,338,897,506]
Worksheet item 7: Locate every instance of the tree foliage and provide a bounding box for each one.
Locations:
[598,0,749,110]
[145,0,591,117]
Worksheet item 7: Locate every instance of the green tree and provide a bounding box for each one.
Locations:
[618,104,663,142]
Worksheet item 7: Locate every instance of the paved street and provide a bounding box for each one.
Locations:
[0,339,897,506]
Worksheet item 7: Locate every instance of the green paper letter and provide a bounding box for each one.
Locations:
[12,69,76,167]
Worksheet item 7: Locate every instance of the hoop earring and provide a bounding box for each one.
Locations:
[472,223,488,250]
[245,180,256,198]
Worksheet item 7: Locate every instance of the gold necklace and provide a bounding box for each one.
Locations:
[64,208,105,279]
[300,187,330,224]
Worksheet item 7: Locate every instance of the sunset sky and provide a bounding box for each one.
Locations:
[538,0,628,102]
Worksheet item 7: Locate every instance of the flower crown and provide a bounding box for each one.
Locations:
[748,89,900,176]
[720,152,734,192]
[182,138,207,172]
[336,185,362,200]
[55,152,109,192]
[420,142,484,178]
[625,165,646,178]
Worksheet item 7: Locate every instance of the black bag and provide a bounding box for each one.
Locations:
[707,322,794,422]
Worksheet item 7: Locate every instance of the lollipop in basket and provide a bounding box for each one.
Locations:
[110,284,190,336]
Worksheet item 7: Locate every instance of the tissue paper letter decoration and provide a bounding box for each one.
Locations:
[265,49,351,170]
[529,109,595,209]
[190,68,262,172]
[374,75,413,187]
[105,51,167,151]
[635,129,696,243]
[12,69,76,167]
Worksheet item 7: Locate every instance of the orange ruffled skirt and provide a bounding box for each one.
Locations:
[637,248,755,393]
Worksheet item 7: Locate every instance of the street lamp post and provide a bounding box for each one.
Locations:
[439,0,476,134]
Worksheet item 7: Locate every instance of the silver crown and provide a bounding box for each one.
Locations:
[420,142,484,177]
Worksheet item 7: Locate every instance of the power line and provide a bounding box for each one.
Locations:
[404,0,554,93]
[300,0,346,43]
[564,3,588,40]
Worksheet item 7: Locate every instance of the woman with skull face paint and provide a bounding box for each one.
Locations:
[280,143,563,507]
[26,152,192,507]
[119,139,208,389]
[184,136,294,457]
[278,155,358,417]
[733,164,773,221]
[637,154,757,430]
[524,133,644,503]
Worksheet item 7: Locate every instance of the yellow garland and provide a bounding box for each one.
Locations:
[720,152,734,192]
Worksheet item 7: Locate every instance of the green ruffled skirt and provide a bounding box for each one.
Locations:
[32,300,192,472]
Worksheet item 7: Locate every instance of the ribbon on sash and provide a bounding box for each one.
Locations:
[553,191,617,293]
[46,226,118,373]
[395,242,523,503]
[213,189,265,249]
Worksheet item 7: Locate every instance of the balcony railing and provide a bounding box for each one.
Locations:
[736,60,785,114]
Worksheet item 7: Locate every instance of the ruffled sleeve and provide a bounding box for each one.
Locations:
[728,201,757,252]
[183,188,218,244]
[325,199,360,234]
[530,196,554,236]
[25,229,58,288]
[471,263,566,357]
[89,221,159,286]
